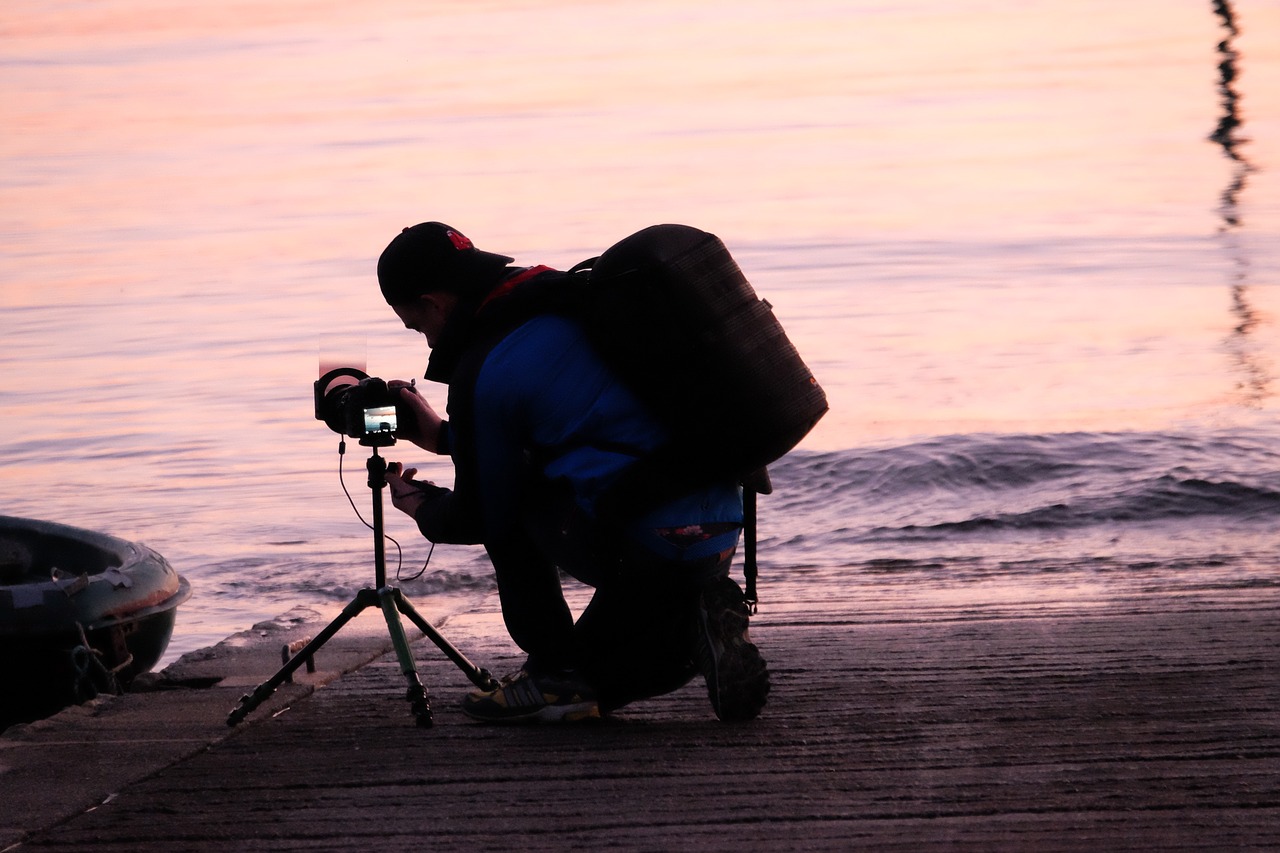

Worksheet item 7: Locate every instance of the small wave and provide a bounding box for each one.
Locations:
[771,429,1280,542]
[873,475,1280,538]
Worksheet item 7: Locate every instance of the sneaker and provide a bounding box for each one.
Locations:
[694,576,770,722]
[461,668,601,724]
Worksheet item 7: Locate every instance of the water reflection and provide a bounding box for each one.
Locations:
[1211,0,1253,224]
[1211,0,1270,408]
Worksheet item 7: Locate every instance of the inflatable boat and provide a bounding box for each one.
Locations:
[0,515,191,727]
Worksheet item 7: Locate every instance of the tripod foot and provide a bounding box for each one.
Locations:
[476,667,499,692]
[407,686,432,722]
[227,683,276,727]
[406,682,433,727]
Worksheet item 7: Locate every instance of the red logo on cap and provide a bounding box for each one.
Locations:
[445,229,474,251]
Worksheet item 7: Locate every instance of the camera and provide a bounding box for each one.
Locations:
[314,367,399,446]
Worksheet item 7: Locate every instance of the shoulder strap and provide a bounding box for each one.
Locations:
[741,467,771,611]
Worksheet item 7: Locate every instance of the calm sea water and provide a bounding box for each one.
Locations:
[2,1,1279,666]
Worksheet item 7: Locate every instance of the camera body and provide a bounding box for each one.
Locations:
[314,367,399,446]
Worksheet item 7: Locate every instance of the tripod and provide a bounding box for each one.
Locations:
[227,445,497,728]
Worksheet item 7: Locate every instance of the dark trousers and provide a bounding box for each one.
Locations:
[485,530,732,712]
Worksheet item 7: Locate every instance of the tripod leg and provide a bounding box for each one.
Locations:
[227,590,377,726]
[377,587,434,727]
[395,591,499,691]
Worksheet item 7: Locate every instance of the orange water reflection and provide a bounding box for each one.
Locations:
[4,0,1278,267]
[4,2,1277,443]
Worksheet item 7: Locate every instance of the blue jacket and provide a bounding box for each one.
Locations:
[412,270,742,569]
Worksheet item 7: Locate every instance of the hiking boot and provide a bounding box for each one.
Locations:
[694,575,770,722]
[461,668,601,724]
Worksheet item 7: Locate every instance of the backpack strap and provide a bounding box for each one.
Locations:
[741,467,772,612]
[567,256,598,275]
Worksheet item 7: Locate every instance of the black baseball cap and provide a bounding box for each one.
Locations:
[377,222,514,304]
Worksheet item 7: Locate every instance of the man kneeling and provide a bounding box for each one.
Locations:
[377,221,769,723]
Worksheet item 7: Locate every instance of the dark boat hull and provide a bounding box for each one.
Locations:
[0,516,191,728]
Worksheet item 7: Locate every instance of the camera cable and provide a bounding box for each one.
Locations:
[336,438,435,582]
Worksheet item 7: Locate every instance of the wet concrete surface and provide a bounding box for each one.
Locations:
[2,593,1277,851]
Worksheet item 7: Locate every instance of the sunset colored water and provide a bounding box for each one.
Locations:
[3,1,1279,665]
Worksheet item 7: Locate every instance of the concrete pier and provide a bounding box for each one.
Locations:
[2,592,1277,851]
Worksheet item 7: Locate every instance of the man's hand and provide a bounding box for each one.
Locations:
[388,380,444,453]
[386,461,435,518]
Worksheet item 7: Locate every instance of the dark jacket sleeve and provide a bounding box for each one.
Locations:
[411,481,482,545]
[411,316,595,546]
[409,360,493,545]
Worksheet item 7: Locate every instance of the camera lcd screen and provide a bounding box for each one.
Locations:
[363,405,397,436]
